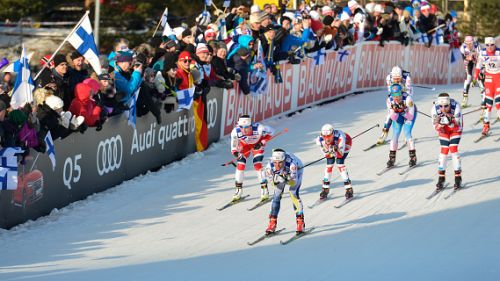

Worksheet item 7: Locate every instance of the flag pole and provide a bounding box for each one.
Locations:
[33,10,90,81]
[152,7,168,38]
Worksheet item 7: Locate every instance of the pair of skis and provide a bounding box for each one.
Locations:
[425,183,465,200]
[247,227,316,246]
[217,196,271,211]
[376,162,419,176]
[308,195,354,209]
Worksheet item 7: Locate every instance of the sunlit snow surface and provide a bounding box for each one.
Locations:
[1,85,499,281]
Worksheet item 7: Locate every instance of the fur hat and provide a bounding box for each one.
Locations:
[45,95,64,110]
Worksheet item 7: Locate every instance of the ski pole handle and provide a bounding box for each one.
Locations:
[351,124,379,139]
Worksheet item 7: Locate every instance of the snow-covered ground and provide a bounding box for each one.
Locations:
[1,84,499,281]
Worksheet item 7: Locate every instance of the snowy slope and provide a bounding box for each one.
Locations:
[1,84,499,281]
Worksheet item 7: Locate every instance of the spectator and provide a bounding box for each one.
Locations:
[108,38,130,69]
[176,51,194,91]
[37,54,73,111]
[114,51,142,105]
[212,43,237,81]
[0,99,17,147]
[233,47,252,95]
[417,4,437,47]
[154,52,180,113]
[67,51,89,95]
[69,81,106,130]
[94,73,126,117]
[37,95,84,140]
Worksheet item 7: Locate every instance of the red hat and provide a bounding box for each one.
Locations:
[178,51,192,62]
[204,29,216,38]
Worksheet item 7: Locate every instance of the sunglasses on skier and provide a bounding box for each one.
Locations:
[485,44,495,47]
[438,104,450,108]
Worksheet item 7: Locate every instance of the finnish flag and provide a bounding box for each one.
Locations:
[0,147,24,190]
[67,14,102,75]
[44,131,56,171]
[223,0,231,8]
[308,47,326,66]
[161,8,174,37]
[126,88,140,129]
[176,87,195,111]
[10,45,34,109]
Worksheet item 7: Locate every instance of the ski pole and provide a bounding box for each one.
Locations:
[414,85,436,91]
[417,110,432,118]
[299,124,379,170]
[463,107,482,116]
[221,128,289,167]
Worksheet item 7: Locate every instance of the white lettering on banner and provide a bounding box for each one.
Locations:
[323,53,335,98]
[225,88,237,131]
[63,154,82,189]
[206,98,218,129]
[284,65,293,107]
[97,136,123,176]
[131,124,156,155]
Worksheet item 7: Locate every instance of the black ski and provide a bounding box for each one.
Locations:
[247,197,272,211]
[307,197,328,209]
[444,184,466,200]
[247,228,286,246]
[425,183,449,199]
[376,165,397,176]
[473,133,489,143]
[398,164,419,175]
[280,227,316,245]
[334,197,354,208]
[363,142,385,152]
[217,195,250,211]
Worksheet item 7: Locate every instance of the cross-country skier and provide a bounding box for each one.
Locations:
[475,37,500,136]
[385,84,417,168]
[379,66,413,144]
[230,115,274,201]
[315,124,354,200]
[459,35,479,107]
[430,93,463,190]
[264,149,305,234]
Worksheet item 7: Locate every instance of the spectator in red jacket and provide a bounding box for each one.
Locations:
[69,82,105,130]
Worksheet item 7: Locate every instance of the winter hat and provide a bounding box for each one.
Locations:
[262,25,276,33]
[237,47,250,57]
[196,43,210,54]
[98,73,111,81]
[250,4,261,14]
[420,4,430,11]
[53,54,67,67]
[178,51,192,62]
[116,51,134,63]
[310,10,320,21]
[348,0,358,9]
[374,4,384,13]
[83,78,101,94]
[204,29,216,38]
[249,14,261,24]
[323,15,334,26]
[164,53,178,71]
[69,51,83,61]
[181,29,192,39]
[321,6,333,16]
[45,95,64,110]
[340,12,350,22]
[8,109,27,126]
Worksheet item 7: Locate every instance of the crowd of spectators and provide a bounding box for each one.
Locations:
[0,0,461,155]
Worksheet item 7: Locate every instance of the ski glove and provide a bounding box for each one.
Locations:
[232,151,240,158]
[253,142,263,150]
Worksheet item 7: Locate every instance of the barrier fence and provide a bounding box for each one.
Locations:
[0,40,465,229]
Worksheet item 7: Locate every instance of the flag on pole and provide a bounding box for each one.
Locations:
[205,0,213,6]
[223,0,231,8]
[0,147,24,190]
[67,14,102,75]
[176,87,196,111]
[44,131,56,171]
[160,7,169,27]
[161,8,174,37]
[10,45,34,109]
[249,40,268,96]
[218,17,228,41]
[126,88,140,129]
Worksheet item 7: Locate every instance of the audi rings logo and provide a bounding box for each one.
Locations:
[97,135,123,176]
[206,98,218,129]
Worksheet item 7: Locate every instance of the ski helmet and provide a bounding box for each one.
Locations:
[321,124,334,136]
[271,149,286,162]
[390,84,403,97]
[485,37,495,45]
[464,36,473,44]
[391,66,402,78]
[237,115,252,127]
[436,93,450,106]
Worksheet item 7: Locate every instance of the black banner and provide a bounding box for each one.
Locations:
[0,89,223,229]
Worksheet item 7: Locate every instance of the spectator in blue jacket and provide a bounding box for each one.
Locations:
[114,51,143,105]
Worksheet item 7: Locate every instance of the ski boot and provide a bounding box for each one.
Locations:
[232,182,243,201]
[461,92,468,107]
[319,180,330,199]
[454,170,462,190]
[409,149,417,167]
[345,187,354,199]
[387,150,396,168]
[296,214,305,234]
[435,171,446,192]
[260,181,269,201]
[266,215,278,234]
[482,122,490,136]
